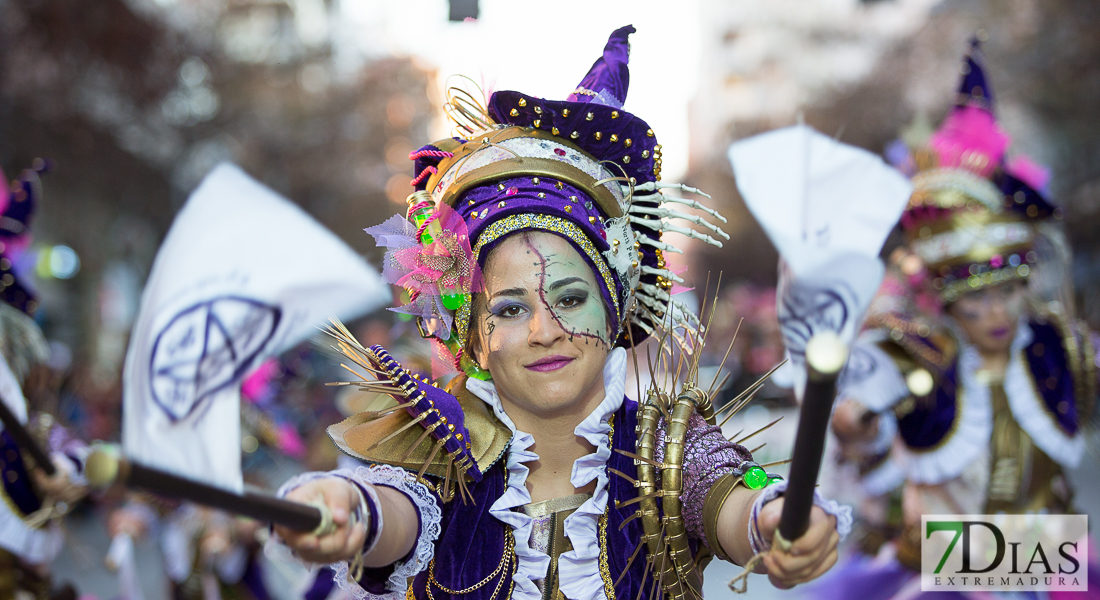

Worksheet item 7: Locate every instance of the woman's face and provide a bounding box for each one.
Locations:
[470,231,612,420]
[946,280,1026,356]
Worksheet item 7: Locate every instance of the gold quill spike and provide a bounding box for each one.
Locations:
[417,436,448,481]
[707,371,732,401]
[361,399,417,421]
[442,458,452,500]
[693,273,723,385]
[351,381,403,394]
[614,537,648,589]
[647,538,669,600]
[455,469,472,504]
[614,449,664,469]
[618,509,644,531]
[608,467,640,486]
[749,443,766,454]
[635,523,666,600]
[759,458,793,469]
[735,416,784,444]
[615,491,663,510]
[401,420,444,461]
[707,318,743,397]
[715,359,788,417]
[368,410,430,451]
[718,384,763,428]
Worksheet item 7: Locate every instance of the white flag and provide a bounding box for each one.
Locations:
[729,125,911,396]
[122,164,388,491]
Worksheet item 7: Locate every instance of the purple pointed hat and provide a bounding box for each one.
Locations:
[374,26,725,376]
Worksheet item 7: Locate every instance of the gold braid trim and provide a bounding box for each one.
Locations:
[599,513,615,600]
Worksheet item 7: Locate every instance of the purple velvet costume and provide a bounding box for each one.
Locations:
[347,400,752,599]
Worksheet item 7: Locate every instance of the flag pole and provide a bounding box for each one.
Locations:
[0,397,57,476]
[85,447,333,534]
[774,332,848,548]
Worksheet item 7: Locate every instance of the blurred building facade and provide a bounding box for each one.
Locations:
[0,0,435,434]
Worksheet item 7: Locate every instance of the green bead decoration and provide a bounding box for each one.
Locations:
[461,354,492,381]
[742,465,769,490]
[442,293,467,310]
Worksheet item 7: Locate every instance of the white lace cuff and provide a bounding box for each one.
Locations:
[747,480,853,555]
[274,466,441,600]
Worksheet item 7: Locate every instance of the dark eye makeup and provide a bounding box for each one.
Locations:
[555,289,589,309]
[490,302,527,318]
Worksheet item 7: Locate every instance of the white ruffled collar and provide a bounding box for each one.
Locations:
[465,347,627,600]
[908,318,1084,484]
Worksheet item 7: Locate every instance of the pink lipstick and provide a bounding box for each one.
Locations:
[525,355,575,372]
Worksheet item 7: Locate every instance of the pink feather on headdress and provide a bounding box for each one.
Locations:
[927,106,1010,177]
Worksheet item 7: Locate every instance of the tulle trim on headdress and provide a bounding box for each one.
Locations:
[365,204,483,340]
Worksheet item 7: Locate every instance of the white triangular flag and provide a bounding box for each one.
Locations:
[122,163,388,491]
[729,125,911,396]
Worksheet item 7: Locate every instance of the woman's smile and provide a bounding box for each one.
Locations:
[525,355,576,372]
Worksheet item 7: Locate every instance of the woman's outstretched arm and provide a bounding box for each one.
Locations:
[275,476,419,567]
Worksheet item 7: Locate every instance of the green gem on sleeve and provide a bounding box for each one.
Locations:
[742,465,769,490]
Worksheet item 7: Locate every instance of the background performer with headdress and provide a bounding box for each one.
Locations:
[271,25,850,600]
[820,38,1100,600]
[0,162,89,600]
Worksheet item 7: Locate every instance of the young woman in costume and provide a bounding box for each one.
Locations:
[823,39,1099,599]
[272,26,849,600]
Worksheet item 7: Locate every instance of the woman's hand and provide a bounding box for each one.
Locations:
[276,477,367,564]
[31,457,87,505]
[755,497,840,589]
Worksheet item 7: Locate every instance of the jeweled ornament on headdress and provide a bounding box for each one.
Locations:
[366,24,727,379]
[898,38,1059,302]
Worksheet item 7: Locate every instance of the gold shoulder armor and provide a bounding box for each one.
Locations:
[327,375,512,481]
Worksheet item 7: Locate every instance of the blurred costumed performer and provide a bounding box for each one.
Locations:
[271,26,851,600]
[820,38,1100,600]
[0,163,89,600]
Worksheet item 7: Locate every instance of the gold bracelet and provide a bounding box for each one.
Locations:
[702,472,744,563]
